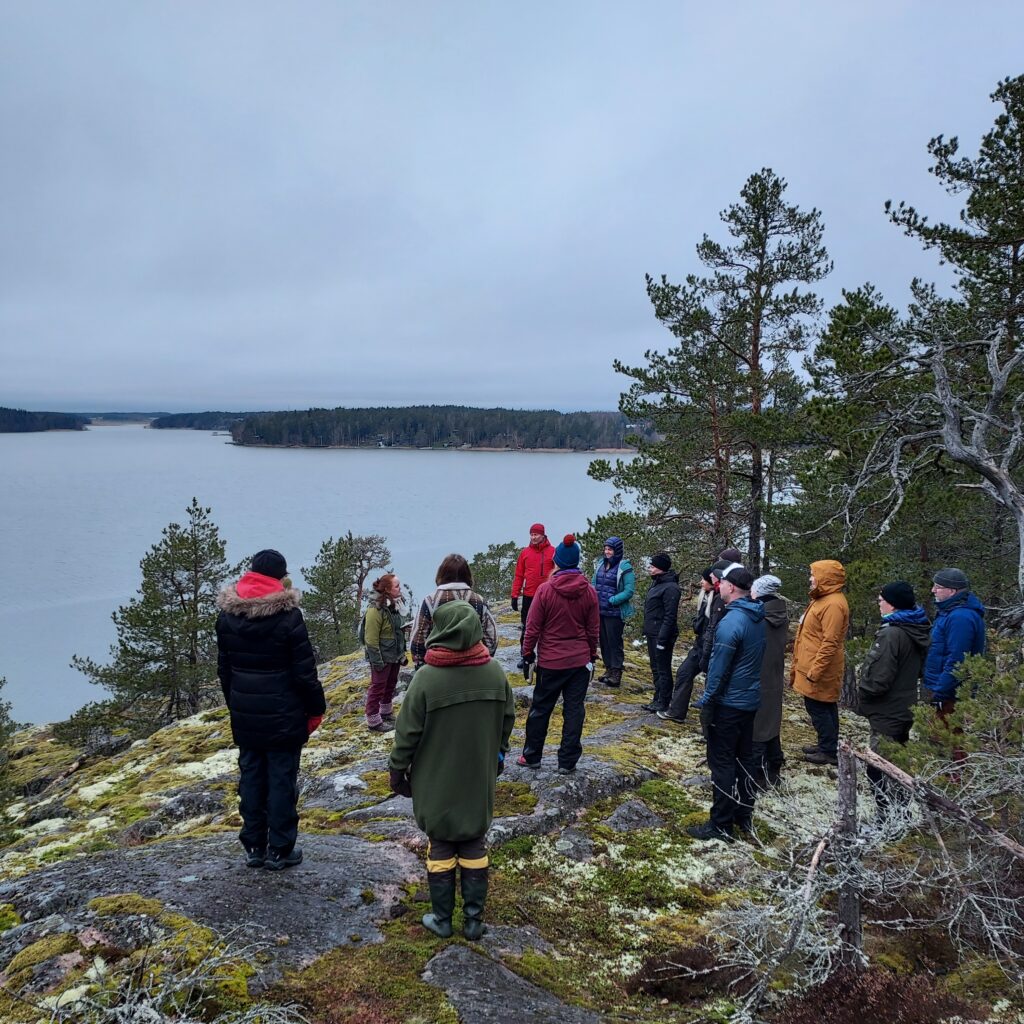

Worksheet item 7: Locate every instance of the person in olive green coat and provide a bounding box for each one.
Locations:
[363,573,409,732]
[389,601,515,940]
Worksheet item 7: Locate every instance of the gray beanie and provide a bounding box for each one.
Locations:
[751,574,783,599]
[933,567,970,590]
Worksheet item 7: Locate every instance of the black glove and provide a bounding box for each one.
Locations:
[511,597,519,612]
[389,768,412,798]
[522,651,535,665]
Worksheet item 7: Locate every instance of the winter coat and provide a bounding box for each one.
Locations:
[858,607,931,734]
[216,580,326,751]
[409,584,497,667]
[791,560,850,703]
[692,589,713,637]
[699,591,727,673]
[523,570,600,670]
[591,556,636,620]
[753,594,789,742]
[643,570,681,647]
[922,591,986,701]
[698,597,767,712]
[363,600,407,670]
[511,540,556,599]
[389,603,515,842]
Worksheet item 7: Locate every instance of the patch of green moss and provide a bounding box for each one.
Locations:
[5,931,79,975]
[88,893,164,917]
[635,778,700,819]
[873,951,914,975]
[944,959,1011,1000]
[494,782,539,817]
[0,903,22,931]
[511,948,610,1007]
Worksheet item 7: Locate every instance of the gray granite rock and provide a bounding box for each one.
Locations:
[603,800,664,832]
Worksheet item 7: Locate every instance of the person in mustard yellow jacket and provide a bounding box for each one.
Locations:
[791,559,849,766]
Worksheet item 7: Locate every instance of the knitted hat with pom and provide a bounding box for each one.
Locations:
[553,533,581,569]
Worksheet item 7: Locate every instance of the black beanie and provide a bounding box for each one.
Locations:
[651,552,672,572]
[880,581,915,610]
[251,549,288,579]
[723,566,754,591]
[700,567,714,584]
[718,547,743,562]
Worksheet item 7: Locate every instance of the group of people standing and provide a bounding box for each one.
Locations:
[210,529,988,938]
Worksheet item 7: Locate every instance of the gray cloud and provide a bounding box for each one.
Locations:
[1,1,1020,411]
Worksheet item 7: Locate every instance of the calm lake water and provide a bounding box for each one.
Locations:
[0,425,624,724]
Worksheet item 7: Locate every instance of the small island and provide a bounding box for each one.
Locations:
[0,407,88,433]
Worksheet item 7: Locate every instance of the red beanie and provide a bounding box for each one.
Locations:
[530,523,545,535]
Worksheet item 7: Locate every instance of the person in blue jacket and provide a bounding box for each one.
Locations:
[923,567,985,718]
[687,564,766,843]
[591,537,635,688]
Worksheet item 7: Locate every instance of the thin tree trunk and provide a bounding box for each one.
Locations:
[836,746,862,964]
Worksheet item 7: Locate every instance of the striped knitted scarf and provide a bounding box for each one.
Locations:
[424,642,491,667]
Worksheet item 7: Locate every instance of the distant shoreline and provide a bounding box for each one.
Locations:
[229,442,636,454]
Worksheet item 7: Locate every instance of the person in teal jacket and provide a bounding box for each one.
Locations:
[592,537,635,687]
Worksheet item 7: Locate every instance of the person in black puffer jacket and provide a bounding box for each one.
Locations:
[216,549,326,871]
[641,553,681,713]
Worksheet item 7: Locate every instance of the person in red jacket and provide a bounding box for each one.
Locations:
[510,523,556,666]
[517,534,600,775]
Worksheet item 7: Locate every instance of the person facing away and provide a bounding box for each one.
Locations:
[518,534,600,774]
[388,601,515,940]
[510,523,556,663]
[687,565,766,843]
[591,536,635,687]
[641,552,681,714]
[749,574,789,789]
[658,567,715,724]
[362,572,409,733]
[791,559,850,767]
[409,553,498,669]
[216,548,326,871]
[922,567,985,715]
[857,581,930,815]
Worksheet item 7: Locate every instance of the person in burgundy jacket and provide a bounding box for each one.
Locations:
[510,524,556,664]
[517,534,600,774]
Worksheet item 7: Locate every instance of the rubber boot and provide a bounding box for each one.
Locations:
[422,869,456,938]
[460,867,489,941]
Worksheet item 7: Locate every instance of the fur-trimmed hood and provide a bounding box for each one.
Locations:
[217,583,302,619]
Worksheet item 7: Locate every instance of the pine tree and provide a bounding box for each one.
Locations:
[70,499,233,734]
[468,541,519,602]
[302,536,360,660]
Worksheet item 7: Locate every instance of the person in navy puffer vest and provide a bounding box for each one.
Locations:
[688,564,766,843]
[591,537,635,688]
[923,567,985,718]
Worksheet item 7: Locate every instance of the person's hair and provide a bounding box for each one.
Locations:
[372,573,397,606]
[436,553,473,587]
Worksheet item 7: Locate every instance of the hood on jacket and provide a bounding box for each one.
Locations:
[217,583,302,619]
[882,606,931,653]
[758,593,789,627]
[936,590,986,618]
[550,570,594,600]
[810,559,846,597]
[724,595,766,623]
[604,537,624,564]
[426,600,483,651]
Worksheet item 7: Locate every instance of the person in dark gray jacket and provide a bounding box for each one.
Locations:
[750,575,788,788]
[641,553,681,714]
[857,581,930,814]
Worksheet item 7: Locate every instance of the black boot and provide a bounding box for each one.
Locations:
[460,867,489,941]
[605,668,622,688]
[422,869,456,938]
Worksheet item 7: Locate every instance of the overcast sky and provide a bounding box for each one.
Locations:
[1,2,1021,413]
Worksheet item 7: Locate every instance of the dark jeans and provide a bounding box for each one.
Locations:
[803,696,839,756]
[647,634,677,709]
[707,705,757,832]
[517,596,534,652]
[866,725,911,814]
[667,644,701,719]
[750,735,785,787]
[599,615,624,671]
[522,665,590,770]
[238,747,302,854]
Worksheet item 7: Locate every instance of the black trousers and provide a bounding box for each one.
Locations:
[518,596,534,650]
[866,725,912,814]
[804,696,839,756]
[238,747,302,854]
[706,705,757,832]
[522,665,590,770]
[599,615,624,671]
[750,735,785,786]
[667,644,701,719]
[647,635,677,709]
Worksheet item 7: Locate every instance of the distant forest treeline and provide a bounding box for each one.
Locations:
[150,411,254,430]
[0,407,88,432]
[228,406,643,450]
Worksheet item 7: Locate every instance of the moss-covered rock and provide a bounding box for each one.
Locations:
[88,893,164,917]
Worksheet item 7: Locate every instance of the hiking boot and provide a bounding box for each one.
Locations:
[803,750,838,766]
[605,669,622,688]
[265,847,303,871]
[245,846,266,868]
[685,822,734,844]
[640,702,665,714]
[801,744,822,755]
[656,710,687,724]
[367,720,395,733]
[380,711,395,722]
[423,869,456,939]
[597,673,610,683]
[460,867,488,941]
[555,765,576,775]
[516,754,541,769]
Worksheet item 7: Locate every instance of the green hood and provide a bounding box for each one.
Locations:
[427,600,483,650]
